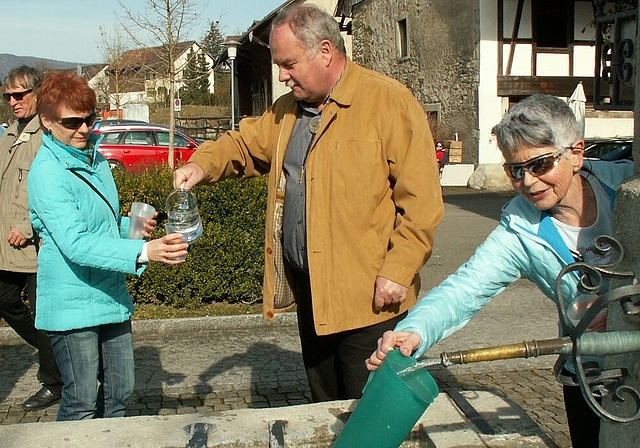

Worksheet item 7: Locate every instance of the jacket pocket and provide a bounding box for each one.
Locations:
[13,166,30,201]
[323,139,393,227]
[328,139,385,192]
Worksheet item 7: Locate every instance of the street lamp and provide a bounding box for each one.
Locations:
[225,40,240,130]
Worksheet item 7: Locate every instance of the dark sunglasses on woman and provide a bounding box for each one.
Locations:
[57,112,97,130]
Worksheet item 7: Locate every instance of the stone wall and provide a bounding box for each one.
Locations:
[351,0,481,164]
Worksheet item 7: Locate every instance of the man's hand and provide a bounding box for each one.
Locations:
[374,275,409,311]
[365,330,422,371]
[173,163,204,190]
[7,227,28,248]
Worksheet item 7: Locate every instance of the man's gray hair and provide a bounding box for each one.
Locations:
[271,4,346,57]
[492,94,582,155]
[4,65,43,93]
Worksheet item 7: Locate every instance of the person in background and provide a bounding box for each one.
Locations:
[0,65,64,411]
[28,71,188,421]
[435,141,447,177]
[367,94,633,448]
[174,4,443,402]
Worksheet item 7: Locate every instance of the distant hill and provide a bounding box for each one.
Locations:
[0,54,84,82]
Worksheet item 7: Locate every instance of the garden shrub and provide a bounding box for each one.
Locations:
[112,166,267,307]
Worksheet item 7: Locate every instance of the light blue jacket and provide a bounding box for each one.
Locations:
[28,133,145,331]
[397,160,635,358]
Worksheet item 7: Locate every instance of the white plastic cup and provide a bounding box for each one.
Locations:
[128,202,156,239]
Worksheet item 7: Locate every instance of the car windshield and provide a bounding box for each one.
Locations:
[584,139,633,161]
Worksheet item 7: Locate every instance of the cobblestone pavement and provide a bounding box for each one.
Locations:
[0,188,573,447]
[0,308,569,447]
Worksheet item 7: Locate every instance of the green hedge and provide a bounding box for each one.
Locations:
[112,167,267,308]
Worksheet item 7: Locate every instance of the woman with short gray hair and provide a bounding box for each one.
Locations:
[368,94,634,448]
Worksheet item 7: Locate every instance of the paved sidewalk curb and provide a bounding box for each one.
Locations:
[0,313,298,343]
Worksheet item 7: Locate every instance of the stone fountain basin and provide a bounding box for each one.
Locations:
[0,391,554,447]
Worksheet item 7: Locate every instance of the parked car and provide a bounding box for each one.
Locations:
[93,123,200,170]
[584,137,633,161]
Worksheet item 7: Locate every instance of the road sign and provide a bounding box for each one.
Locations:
[174,98,182,112]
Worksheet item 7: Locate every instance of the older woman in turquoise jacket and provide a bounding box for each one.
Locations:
[27,71,188,421]
[367,94,634,448]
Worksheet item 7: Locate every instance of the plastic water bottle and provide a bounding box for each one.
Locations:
[165,188,203,244]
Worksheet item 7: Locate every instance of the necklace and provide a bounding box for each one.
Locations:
[298,116,322,183]
[298,67,345,183]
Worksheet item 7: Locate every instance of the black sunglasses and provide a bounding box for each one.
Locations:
[503,148,571,180]
[2,89,33,101]
[57,112,97,130]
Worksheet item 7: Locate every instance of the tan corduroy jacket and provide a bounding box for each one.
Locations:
[190,59,443,335]
[0,116,42,273]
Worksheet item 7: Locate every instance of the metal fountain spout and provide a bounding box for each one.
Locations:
[402,331,640,374]
[553,235,640,423]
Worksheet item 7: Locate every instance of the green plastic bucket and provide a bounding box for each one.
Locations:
[333,349,439,448]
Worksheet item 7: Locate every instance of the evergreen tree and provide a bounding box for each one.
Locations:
[181,49,211,105]
[202,20,225,57]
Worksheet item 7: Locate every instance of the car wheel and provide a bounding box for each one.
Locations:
[108,160,125,171]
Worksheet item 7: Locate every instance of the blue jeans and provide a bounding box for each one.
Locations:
[48,320,134,421]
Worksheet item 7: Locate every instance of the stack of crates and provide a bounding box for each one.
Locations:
[446,140,463,163]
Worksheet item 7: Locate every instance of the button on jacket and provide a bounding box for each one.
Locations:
[190,59,444,335]
[0,116,42,273]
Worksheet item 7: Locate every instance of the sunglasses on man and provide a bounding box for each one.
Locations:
[2,89,33,102]
[57,112,97,130]
[503,147,573,180]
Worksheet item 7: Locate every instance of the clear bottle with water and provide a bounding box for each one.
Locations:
[165,188,203,244]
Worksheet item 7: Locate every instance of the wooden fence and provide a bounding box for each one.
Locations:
[175,116,232,141]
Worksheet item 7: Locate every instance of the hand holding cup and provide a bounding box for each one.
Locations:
[146,233,188,264]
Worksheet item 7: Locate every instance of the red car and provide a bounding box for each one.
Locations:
[94,123,200,171]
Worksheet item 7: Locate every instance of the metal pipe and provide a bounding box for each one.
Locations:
[401,331,640,374]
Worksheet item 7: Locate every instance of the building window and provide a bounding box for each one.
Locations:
[397,17,408,59]
[424,103,441,123]
[534,0,571,48]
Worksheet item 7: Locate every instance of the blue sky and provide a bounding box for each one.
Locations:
[0,0,285,63]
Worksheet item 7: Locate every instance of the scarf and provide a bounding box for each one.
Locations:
[43,131,100,166]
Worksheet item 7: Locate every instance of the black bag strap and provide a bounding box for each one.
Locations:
[69,169,118,222]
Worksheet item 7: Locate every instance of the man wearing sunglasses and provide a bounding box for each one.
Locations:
[0,65,63,411]
[368,94,634,448]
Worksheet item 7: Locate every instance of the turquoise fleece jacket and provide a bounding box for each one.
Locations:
[396,159,634,358]
[28,133,145,331]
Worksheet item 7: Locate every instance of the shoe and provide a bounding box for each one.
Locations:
[21,386,61,411]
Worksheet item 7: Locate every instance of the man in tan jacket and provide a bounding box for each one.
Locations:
[0,66,62,410]
[174,5,443,401]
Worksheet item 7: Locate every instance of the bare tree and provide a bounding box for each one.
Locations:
[98,26,132,119]
[117,0,206,169]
